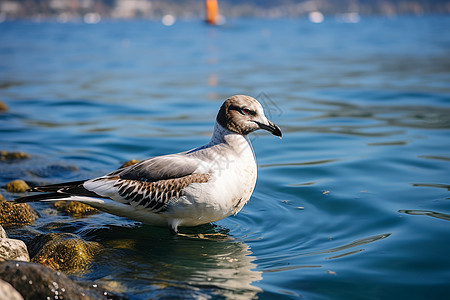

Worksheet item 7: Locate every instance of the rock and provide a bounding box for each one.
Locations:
[29,233,102,274]
[0,227,6,239]
[0,279,23,300]
[4,180,30,193]
[120,159,139,168]
[54,201,98,217]
[0,194,4,202]
[0,260,121,300]
[0,225,30,262]
[0,226,41,248]
[40,207,59,216]
[0,201,38,227]
[0,100,7,112]
[0,239,29,262]
[0,151,30,161]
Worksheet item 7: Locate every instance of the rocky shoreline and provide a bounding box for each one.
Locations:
[0,221,122,299]
[0,151,135,300]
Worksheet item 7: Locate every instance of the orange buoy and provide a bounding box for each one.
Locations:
[205,0,219,25]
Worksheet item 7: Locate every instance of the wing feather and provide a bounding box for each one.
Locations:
[84,173,210,212]
[111,154,202,182]
[82,153,211,211]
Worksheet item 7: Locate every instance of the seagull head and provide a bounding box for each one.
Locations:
[216,95,282,137]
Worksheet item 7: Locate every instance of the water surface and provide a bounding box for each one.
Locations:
[1,16,450,299]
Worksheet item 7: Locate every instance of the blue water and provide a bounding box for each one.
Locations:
[1,16,450,299]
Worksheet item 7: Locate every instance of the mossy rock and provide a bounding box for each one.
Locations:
[29,233,102,274]
[0,201,38,227]
[0,100,7,112]
[120,159,140,168]
[4,180,30,193]
[53,201,98,217]
[0,151,30,161]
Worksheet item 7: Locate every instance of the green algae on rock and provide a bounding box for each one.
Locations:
[0,100,7,112]
[29,233,102,274]
[0,151,30,161]
[53,201,98,217]
[0,199,38,227]
[4,180,30,193]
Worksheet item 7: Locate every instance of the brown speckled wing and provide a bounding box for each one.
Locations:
[112,173,210,212]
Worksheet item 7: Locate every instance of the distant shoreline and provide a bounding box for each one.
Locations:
[1,0,449,22]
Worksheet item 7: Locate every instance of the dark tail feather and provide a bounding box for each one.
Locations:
[28,180,86,193]
[20,180,106,202]
[14,192,71,203]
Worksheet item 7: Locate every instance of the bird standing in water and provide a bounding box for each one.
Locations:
[15,95,282,234]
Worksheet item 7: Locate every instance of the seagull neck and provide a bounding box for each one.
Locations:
[209,122,251,148]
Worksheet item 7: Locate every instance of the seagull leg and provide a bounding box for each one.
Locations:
[169,225,178,235]
[168,219,180,235]
[176,232,231,240]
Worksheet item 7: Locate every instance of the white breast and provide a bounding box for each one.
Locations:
[169,127,258,226]
[209,134,257,214]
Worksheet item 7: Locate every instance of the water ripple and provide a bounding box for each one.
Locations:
[398,210,450,222]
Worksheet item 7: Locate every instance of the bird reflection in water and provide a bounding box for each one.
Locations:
[94,224,262,299]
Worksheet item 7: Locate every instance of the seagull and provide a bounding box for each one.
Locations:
[15,95,282,234]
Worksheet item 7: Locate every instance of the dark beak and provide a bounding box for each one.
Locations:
[256,120,282,138]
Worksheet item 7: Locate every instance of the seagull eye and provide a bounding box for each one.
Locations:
[240,108,251,115]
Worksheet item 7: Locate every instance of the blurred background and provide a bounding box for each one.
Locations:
[1,0,450,21]
[1,0,449,299]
